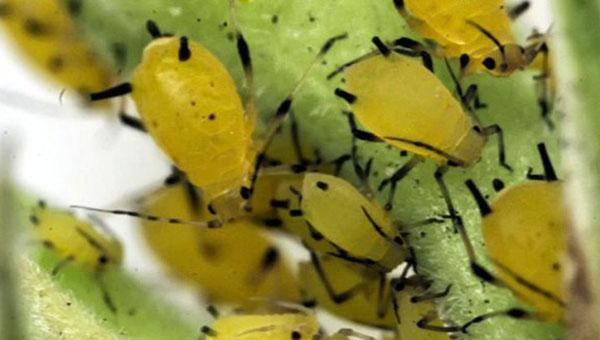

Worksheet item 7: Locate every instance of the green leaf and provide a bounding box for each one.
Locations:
[69,0,564,338]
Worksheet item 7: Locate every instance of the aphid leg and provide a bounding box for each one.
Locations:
[89,82,132,102]
[259,33,348,150]
[444,59,487,115]
[479,125,513,172]
[526,143,558,181]
[508,1,531,21]
[70,205,222,228]
[417,312,461,333]
[402,217,447,229]
[118,112,146,132]
[375,272,388,318]
[95,270,117,313]
[162,166,202,216]
[163,166,183,186]
[390,263,416,323]
[346,111,377,193]
[530,43,553,129]
[344,111,383,143]
[289,110,309,165]
[411,284,452,303]
[200,325,218,337]
[460,308,535,333]
[433,166,463,234]
[392,37,434,72]
[51,255,75,275]
[228,0,257,119]
[206,305,220,319]
[116,96,147,132]
[309,251,368,304]
[378,156,421,211]
[331,328,377,340]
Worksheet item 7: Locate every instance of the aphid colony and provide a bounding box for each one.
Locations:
[6,0,566,338]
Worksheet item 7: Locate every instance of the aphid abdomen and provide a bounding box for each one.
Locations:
[346,54,484,165]
[301,173,406,270]
[131,37,253,198]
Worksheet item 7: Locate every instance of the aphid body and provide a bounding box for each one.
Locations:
[30,201,122,271]
[130,35,254,200]
[140,183,300,307]
[480,180,565,321]
[344,53,485,167]
[0,0,112,95]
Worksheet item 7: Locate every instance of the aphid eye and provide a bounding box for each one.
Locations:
[482,57,496,70]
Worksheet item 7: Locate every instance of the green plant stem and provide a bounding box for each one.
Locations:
[553,1,600,339]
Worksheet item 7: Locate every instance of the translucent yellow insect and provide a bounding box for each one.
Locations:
[460,143,565,329]
[29,200,122,312]
[0,0,112,98]
[139,182,300,308]
[330,38,509,231]
[392,0,552,126]
[200,304,375,340]
[88,1,346,223]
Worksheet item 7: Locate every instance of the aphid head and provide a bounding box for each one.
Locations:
[482,44,526,76]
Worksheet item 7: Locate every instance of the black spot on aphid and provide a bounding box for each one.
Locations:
[66,302,72,306]
[24,18,48,36]
[316,181,329,191]
[308,13,316,22]
[196,18,201,23]
[66,0,82,16]
[208,113,216,120]
[482,57,496,70]
[552,262,561,271]
[190,101,196,106]
[271,15,278,24]
[47,56,64,72]
[178,36,191,61]
[291,330,302,339]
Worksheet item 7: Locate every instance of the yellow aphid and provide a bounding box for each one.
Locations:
[0,0,112,96]
[204,313,320,340]
[272,176,339,255]
[131,36,253,200]
[29,200,122,272]
[301,173,407,271]
[462,143,566,327]
[394,0,545,77]
[140,184,300,307]
[334,47,509,211]
[480,181,565,321]
[299,255,396,329]
[342,54,484,166]
[29,200,122,312]
[394,277,450,340]
[89,10,346,221]
[201,307,374,340]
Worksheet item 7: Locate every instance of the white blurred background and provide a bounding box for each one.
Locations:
[0,1,553,337]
